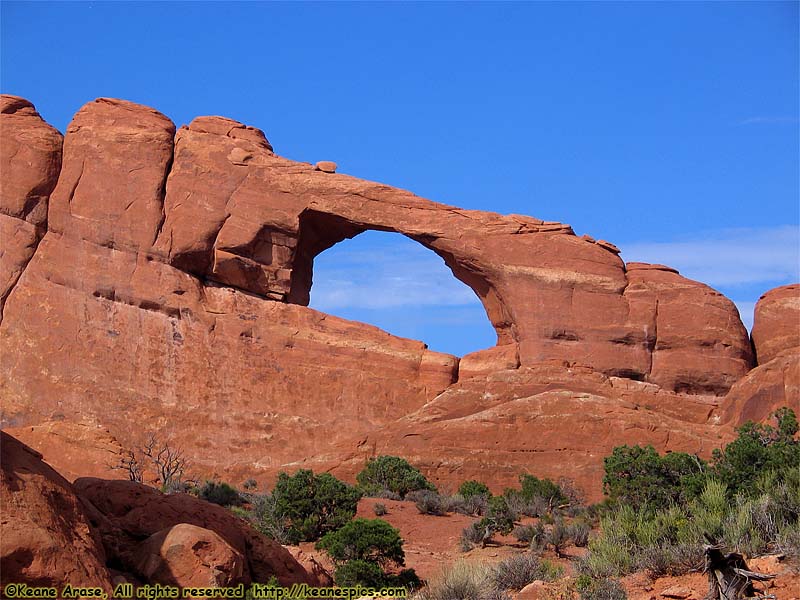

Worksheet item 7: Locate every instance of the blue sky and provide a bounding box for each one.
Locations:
[2,1,797,356]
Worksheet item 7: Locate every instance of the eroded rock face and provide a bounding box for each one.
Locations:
[74,478,315,586]
[752,284,800,366]
[721,285,800,426]
[0,96,62,319]
[0,432,112,589]
[312,364,731,502]
[0,94,782,499]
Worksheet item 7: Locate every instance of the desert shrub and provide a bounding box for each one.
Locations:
[199,480,242,506]
[250,493,294,544]
[570,520,591,547]
[576,576,627,600]
[547,518,571,557]
[637,543,703,577]
[501,474,570,517]
[357,455,434,498]
[242,478,258,490]
[271,469,361,543]
[519,474,568,507]
[459,480,492,499]
[316,518,405,566]
[414,490,446,516]
[463,493,490,516]
[486,496,516,534]
[493,553,562,591]
[416,561,509,600]
[504,492,549,518]
[373,502,388,516]
[713,407,799,496]
[333,559,387,588]
[513,524,536,544]
[529,522,547,551]
[442,493,468,514]
[602,445,707,512]
[776,522,800,559]
[163,479,192,495]
[461,521,489,551]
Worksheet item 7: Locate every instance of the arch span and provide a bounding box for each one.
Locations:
[287,209,511,347]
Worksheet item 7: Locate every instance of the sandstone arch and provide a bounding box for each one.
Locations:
[287,208,506,349]
[1,95,773,499]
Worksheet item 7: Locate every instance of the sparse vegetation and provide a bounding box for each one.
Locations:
[575,575,628,600]
[415,561,509,600]
[412,489,447,516]
[373,502,388,516]
[199,480,242,506]
[492,553,562,591]
[114,432,189,491]
[581,408,800,579]
[357,455,435,498]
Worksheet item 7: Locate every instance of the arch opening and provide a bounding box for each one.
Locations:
[304,229,498,357]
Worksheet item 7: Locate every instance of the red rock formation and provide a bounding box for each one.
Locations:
[314,363,731,502]
[0,431,112,589]
[131,523,246,587]
[74,477,316,586]
[6,421,127,482]
[0,94,786,502]
[722,284,800,426]
[752,284,800,366]
[0,95,61,319]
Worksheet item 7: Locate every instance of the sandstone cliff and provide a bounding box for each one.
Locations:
[0,95,797,499]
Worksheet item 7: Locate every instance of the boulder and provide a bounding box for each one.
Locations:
[0,431,112,589]
[132,523,245,587]
[74,478,317,586]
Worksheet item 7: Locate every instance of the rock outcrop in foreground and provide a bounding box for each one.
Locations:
[0,95,798,502]
[0,431,315,588]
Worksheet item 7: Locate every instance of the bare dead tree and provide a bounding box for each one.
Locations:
[111,432,188,490]
[113,451,144,483]
[139,432,187,488]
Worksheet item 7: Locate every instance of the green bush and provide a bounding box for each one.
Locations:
[357,455,435,498]
[271,469,361,543]
[333,559,387,588]
[486,496,516,534]
[316,518,405,567]
[602,445,707,512]
[199,480,242,507]
[519,474,568,506]
[459,480,492,499]
[713,407,799,496]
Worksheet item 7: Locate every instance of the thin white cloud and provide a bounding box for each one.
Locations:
[621,225,800,288]
[310,239,479,310]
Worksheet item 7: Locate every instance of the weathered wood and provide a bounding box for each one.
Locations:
[703,540,775,600]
